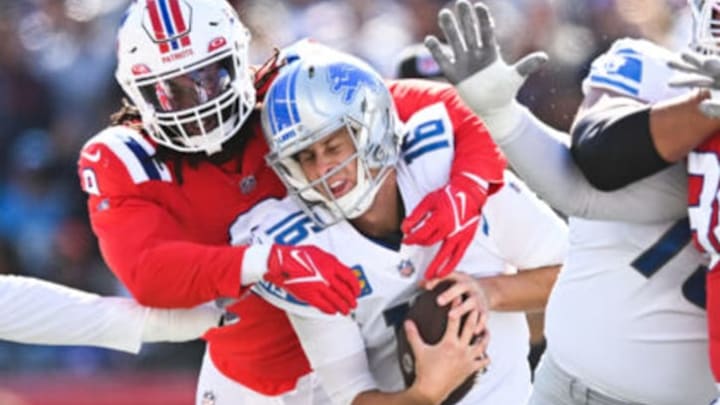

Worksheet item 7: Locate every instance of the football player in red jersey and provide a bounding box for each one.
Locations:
[77,0,505,403]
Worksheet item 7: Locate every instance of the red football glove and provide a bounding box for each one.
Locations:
[402,178,488,279]
[264,244,361,315]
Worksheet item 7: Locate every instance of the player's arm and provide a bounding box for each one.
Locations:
[80,133,358,314]
[571,87,718,190]
[0,275,220,353]
[390,79,506,279]
[88,193,249,307]
[425,0,687,223]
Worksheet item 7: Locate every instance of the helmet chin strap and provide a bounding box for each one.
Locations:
[196,115,239,155]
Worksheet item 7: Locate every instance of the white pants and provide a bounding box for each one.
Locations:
[195,349,333,405]
[528,353,645,405]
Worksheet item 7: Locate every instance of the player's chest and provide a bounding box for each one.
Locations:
[159,162,285,243]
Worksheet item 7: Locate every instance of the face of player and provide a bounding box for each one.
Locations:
[140,58,234,135]
[295,128,359,200]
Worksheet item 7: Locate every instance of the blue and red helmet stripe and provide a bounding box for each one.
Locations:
[146,0,192,54]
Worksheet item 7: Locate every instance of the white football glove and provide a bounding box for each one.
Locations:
[668,51,720,119]
[424,0,547,139]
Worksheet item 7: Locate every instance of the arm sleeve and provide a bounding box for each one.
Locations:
[287,314,377,405]
[495,104,687,223]
[570,98,670,191]
[388,79,506,197]
[0,275,147,353]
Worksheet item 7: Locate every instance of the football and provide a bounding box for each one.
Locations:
[395,280,479,405]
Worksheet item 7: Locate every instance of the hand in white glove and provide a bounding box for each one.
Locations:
[668,51,720,119]
[424,0,547,138]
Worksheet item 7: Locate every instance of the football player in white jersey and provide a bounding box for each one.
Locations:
[425,1,720,404]
[0,275,221,352]
[228,44,567,405]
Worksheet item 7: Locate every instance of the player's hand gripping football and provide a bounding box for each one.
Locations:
[404,296,490,404]
[425,272,490,335]
[668,51,720,119]
[264,244,360,315]
[425,0,547,136]
[402,176,486,279]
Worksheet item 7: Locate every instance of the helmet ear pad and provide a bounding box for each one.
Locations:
[261,43,403,226]
[114,0,256,155]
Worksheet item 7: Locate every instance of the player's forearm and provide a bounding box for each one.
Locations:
[103,240,246,308]
[650,90,719,162]
[476,265,560,312]
[0,276,146,353]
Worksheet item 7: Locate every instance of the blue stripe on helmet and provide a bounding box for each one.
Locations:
[158,0,176,38]
[268,64,302,140]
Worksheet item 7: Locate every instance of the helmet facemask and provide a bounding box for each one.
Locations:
[690,0,720,55]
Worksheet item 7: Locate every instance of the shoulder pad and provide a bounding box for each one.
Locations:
[78,126,172,196]
[582,38,685,103]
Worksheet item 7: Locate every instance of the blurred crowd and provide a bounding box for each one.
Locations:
[0,0,690,374]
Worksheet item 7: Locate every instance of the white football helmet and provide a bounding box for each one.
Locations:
[261,42,402,225]
[690,0,720,54]
[115,0,256,155]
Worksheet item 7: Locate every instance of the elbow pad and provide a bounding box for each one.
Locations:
[570,103,669,191]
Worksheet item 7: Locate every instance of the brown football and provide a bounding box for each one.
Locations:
[395,280,479,405]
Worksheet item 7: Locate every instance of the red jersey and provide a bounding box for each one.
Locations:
[77,79,505,395]
[688,136,720,382]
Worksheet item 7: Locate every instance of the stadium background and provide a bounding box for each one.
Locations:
[0,0,689,403]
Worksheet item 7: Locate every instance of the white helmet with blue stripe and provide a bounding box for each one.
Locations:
[115,0,255,155]
[261,41,402,225]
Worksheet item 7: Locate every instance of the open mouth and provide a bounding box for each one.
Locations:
[328,178,351,198]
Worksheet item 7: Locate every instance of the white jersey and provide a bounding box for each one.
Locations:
[543,38,715,405]
[230,103,567,405]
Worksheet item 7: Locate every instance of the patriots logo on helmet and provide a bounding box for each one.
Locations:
[142,0,193,54]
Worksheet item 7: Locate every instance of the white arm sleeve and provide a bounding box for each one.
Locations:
[497,104,687,223]
[0,275,147,353]
[287,314,378,405]
[0,276,221,353]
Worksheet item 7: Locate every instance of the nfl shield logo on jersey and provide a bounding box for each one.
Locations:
[239,175,256,194]
[396,259,415,277]
[201,391,216,405]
